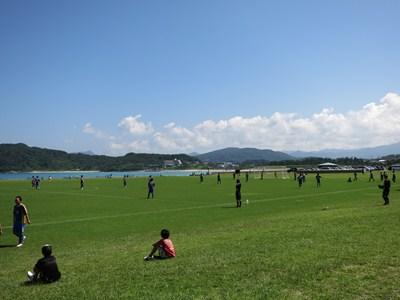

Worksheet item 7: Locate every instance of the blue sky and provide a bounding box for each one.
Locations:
[1,0,400,155]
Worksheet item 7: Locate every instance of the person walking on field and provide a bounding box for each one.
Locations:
[353,172,358,181]
[217,173,221,184]
[147,176,155,199]
[369,171,375,182]
[80,175,84,190]
[235,179,242,208]
[379,174,391,205]
[123,175,127,188]
[13,196,31,247]
[316,173,322,187]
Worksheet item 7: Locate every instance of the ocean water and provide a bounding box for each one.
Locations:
[0,170,205,180]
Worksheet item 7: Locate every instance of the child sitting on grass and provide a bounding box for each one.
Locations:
[27,244,61,283]
[144,229,176,261]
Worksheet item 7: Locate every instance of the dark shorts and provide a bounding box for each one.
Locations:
[13,223,24,236]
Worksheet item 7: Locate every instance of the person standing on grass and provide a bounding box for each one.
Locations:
[144,229,176,260]
[147,176,155,199]
[369,171,375,182]
[200,173,204,183]
[217,173,221,184]
[235,179,242,208]
[246,172,249,182]
[353,172,358,181]
[13,196,31,247]
[316,173,322,187]
[379,174,391,205]
[298,173,304,187]
[35,176,40,190]
[392,171,396,183]
[80,175,84,190]
[27,244,61,283]
[123,175,127,188]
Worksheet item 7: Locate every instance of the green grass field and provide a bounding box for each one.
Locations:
[0,172,399,299]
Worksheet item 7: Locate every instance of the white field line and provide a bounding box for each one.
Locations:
[2,187,375,229]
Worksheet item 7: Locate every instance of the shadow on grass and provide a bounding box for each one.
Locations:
[21,280,61,286]
[0,244,16,248]
[221,206,239,209]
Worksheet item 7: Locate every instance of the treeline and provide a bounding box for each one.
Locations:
[0,143,199,172]
[239,156,399,168]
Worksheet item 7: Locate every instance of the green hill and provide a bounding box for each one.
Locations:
[196,147,294,163]
[0,143,198,172]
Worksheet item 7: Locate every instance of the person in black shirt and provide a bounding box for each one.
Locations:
[80,175,84,190]
[316,173,322,187]
[123,175,127,188]
[217,173,221,184]
[147,176,155,199]
[369,171,375,182]
[379,174,391,205]
[13,196,31,247]
[27,244,61,283]
[235,179,242,208]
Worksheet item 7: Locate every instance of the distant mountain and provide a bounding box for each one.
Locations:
[196,147,294,163]
[0,143,199,172]
[287,142,400,159]
[72,150,96,155]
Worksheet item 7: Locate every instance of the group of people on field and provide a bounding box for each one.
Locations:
[1,194,175,284]
[2,170,395,284]
[31,176,41,190]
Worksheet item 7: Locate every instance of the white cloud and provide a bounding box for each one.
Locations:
[84,93,400,154]
[118,115,153,135]
[83,123,115,140]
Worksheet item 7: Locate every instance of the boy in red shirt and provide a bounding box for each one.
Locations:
[144,229,176,260]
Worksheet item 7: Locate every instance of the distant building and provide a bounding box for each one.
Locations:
[318,162,338,169]
[392,164,400,171]
[163,158,183,168]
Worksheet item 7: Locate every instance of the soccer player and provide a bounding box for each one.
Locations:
[316,173,322,187]
[353,172,358,181]
[80,175,84,190]
[123,175,127,188]
[147,176,155,199]
[35,176,40,189]
[379,174,391,205]
[13,196,31,247]
[245,172,249,182]
[298,173,304,187]
[144,229,176,260]
[235,179,242,208]
[369,171,375,182]
[200,173,204,183]
[392,171,396,183]
[217,173,221,184]
[27,244,61,283]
